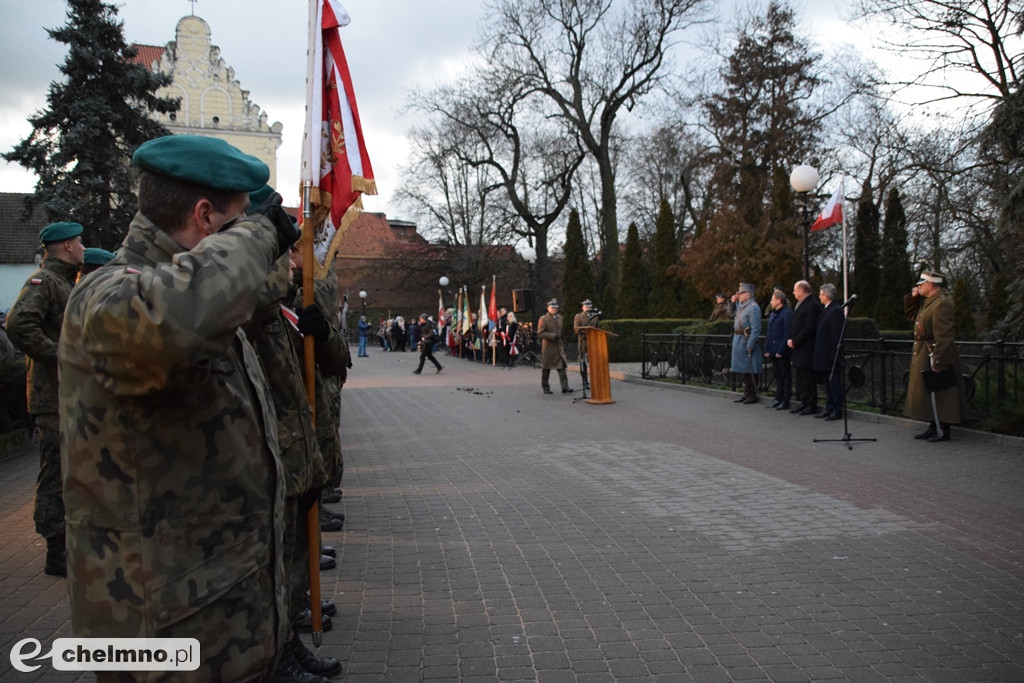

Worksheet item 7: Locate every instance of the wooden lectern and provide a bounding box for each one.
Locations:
[579,326,617,405]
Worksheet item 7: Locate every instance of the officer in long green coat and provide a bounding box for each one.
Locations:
[904,270,968,442]
[6,221,85,577]
[58,135,299,682]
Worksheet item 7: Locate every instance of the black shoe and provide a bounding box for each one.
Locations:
[562,388,574,394]
[272,649,330,683]
[436,366,443,373]
[914,424,937,440]
[824,413,842,421]
[290,633,342,678]
[789,404,805,414]
[321,599,337,617]
[320,554,336,570]
[814,411,831,418]
[320,517,343,532]
[321,545,336,558]
[927,425,951,442]
[295,609,333,633]
[543,388,553,394]
[733,394,750,403]
[741,395,759,404]
[768,399,781,408]
[799,406,819,416]
[412,370,422,374]
[321,488,342,504]
[776,402,791,410]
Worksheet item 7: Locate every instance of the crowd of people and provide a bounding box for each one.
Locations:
[725,277,968,442]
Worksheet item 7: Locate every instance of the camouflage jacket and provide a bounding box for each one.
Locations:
[6,256,80,416]
[248,257,327,497]
[57,214,288,677]
[292,272,350,485]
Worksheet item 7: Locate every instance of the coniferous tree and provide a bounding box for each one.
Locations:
[875,187,914,329]
[650,198,682,318]
[560,208,596,336]
[986,271,1009,334]
[618,222,649,317]
[951,278,976,340]
[852,178,880,317]
[4,0,178,249]
[684,2,822,295]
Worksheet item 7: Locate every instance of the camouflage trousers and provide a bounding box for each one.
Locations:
[33,418,64,540]
[94,567,283,683]
[285,495,316,624]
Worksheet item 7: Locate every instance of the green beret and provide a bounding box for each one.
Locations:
[132,135,270,192]
[249,184,276,207]
[83,247,116,266]
[39,221,84,245]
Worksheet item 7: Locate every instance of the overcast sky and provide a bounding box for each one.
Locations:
[1,0,861,217]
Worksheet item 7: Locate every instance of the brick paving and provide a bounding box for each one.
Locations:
[2,347,1023,681]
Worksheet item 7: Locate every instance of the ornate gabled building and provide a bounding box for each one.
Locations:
[130,15,282,186]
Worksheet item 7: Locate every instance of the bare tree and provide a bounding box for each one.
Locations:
[480,0,713,297]
[856,0,1023,123]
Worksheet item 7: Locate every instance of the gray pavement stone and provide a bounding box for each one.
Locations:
[1,348,1023,681]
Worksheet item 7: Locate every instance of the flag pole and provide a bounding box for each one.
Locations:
[301,0,323,647]
[840,178,849,314]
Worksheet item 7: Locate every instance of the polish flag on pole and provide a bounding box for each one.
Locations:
[811,183,843,232]
[300,0,376,277]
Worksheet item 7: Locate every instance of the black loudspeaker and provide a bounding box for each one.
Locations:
[512,289,533,313]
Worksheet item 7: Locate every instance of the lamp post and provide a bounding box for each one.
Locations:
[518,244,536,291]
[359,289,367,318]
[790,164,819,281]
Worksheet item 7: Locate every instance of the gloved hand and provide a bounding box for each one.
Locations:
[250,191,299,257]
[297,304,330,342]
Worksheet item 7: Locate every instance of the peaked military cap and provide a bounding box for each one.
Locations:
[39,221,84,245]
[916,270,946,285]
[132,135,270,192]
[547,299,559,308]
[738,283,755,294]
[581,299,592,306]
[83,247,115,266]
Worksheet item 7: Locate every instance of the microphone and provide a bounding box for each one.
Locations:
[841,294,858,308]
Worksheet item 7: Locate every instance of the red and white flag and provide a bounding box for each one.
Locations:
[301,0,376,274]
[488,275,498,324]
[811,183,843,232]
[479,285,489,330]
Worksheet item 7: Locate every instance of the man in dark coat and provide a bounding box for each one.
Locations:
[787,280,821,415]
[812,283,845,420]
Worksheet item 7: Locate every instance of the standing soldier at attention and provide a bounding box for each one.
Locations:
[58,135,298,681]
[903,270,968,441]
[6,221,85,577]
[537,299,574,395]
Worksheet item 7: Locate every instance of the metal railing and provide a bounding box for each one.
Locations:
[641,333,1023,421]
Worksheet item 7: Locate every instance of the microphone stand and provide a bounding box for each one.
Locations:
[814,296,876,450]
[573,330,591,404]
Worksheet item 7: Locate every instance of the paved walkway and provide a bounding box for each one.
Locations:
[2,349,1023,681]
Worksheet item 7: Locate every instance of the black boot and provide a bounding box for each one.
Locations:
[271,646,330,683]
[290,632,342,678]
[914,423,937,440]
[44,533,66,578]
[927,424,951,442]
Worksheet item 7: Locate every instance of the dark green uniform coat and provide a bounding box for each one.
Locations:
[904,290,968,424]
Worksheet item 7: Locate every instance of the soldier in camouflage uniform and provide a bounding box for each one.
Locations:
[6,221,85,577]
[58,136,298,682]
